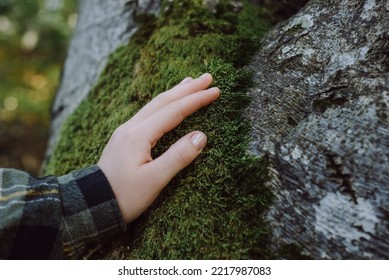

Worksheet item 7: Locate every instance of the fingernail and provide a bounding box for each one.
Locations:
[191,132,207,150]
[199,73,211,80]
[180,77,192,85]
[208,87,220,94]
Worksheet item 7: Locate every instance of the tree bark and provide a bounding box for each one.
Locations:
[245,0,389,258]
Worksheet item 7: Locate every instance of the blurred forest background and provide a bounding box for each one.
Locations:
[0,0,77,175]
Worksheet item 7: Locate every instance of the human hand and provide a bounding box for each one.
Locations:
[97,73,220,223]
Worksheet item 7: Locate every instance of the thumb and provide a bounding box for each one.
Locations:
[144,131,207,186]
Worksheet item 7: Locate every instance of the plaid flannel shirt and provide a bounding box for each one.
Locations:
[0,165,125,259]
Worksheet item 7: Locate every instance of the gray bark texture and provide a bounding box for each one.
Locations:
[46,0,161,160]
[245,0,389,259]
[48,0,389,259]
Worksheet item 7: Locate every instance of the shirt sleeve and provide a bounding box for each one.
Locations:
[0,165,126,259]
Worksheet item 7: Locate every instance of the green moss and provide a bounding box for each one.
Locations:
[285,23,304,35]
[46,0,274,259]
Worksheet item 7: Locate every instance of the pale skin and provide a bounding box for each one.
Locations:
[98,73,220,223]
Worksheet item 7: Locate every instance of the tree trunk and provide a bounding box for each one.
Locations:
[46,0,389,259]
[46,0,161,160]
[245,0,389,259]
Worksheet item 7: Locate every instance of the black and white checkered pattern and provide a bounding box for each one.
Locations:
[0,166,125,259]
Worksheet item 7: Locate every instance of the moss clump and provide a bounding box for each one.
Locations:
[285,23,304,35]
[46,0,273,259]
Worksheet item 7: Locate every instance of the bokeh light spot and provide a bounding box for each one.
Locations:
[4,96,18,111]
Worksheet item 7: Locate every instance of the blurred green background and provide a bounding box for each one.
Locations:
[0,0,77,175]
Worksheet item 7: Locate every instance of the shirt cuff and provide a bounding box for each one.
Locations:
[58,165,126,259]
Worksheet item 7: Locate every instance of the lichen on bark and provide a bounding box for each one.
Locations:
[245,0,389,259]
[46,0,274,259]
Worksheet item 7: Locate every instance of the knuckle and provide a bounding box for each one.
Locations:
[112,124,138,143]
[173,100,187,121]
[172,145,191,166]
[153,92,169,104]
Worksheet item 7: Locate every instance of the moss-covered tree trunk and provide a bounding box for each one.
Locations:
[46,0,389,259]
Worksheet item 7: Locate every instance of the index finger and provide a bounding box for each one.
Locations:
[129,73,213,124]
[142,86,220,144]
